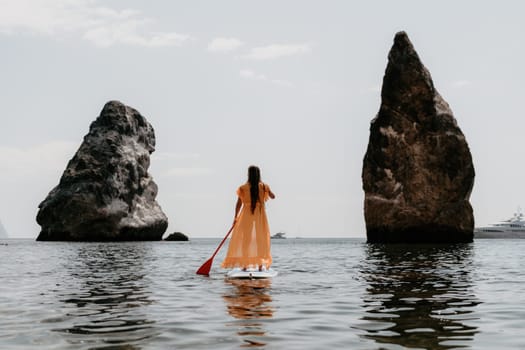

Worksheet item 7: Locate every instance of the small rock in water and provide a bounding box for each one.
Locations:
[36,101,168,241]
[164,232,189,241]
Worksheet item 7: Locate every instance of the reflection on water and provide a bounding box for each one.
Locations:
[56,243,157,349]
[223,279,274,348]
[357,244,480,350]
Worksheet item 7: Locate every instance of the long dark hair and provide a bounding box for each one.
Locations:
[248,165,261,213]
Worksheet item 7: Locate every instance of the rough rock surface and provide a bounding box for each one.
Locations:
[164,232,189,241]
[36,101,168,241]
[362,32,475,243]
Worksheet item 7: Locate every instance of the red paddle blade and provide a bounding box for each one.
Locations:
[196,258,213,275]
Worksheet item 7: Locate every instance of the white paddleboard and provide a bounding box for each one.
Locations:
[226,268,278,279]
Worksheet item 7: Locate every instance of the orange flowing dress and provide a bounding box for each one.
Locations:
[221,182,273,269]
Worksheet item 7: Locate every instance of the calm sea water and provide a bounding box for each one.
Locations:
[1,238,524,349]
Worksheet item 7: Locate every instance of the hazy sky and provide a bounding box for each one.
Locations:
[1,1,525,238]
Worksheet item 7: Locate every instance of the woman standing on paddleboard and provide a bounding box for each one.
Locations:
[221,165,275,271]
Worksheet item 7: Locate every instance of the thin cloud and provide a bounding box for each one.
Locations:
[0,141,77,176]
[84,26,190,48]
[240,69,267,81]
[208,37,243,53]
[242,43,312,60]
[0,0,191,48]
[366,84,382,93]
[240,69,293,87]
[452,80,472,88]
[161,167,214,177]
[151,152,201,161]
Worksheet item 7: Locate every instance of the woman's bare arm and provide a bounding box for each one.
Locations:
[234,197,242,222]
[268,188,275,199]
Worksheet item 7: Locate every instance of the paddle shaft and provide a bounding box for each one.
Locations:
[195,221,236,275]
[210,222,235,260]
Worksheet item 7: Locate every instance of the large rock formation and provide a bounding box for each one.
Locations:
[362,32,475,243]
[36,101,168,241]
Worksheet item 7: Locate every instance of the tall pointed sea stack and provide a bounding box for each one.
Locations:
[36,101,168,241]
[362,32,475,243]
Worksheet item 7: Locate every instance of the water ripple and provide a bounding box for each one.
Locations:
[2,238,525,349]
[356,243,481,349]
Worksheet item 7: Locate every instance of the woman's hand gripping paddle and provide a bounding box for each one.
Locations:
[196,221,236,276]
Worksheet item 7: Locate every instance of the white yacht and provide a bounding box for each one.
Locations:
[271,232,286,239]
[475,210,525,238]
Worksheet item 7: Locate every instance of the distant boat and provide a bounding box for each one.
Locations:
[475,209,525,238]
[0,219,8,239]
[271,232,286,239]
